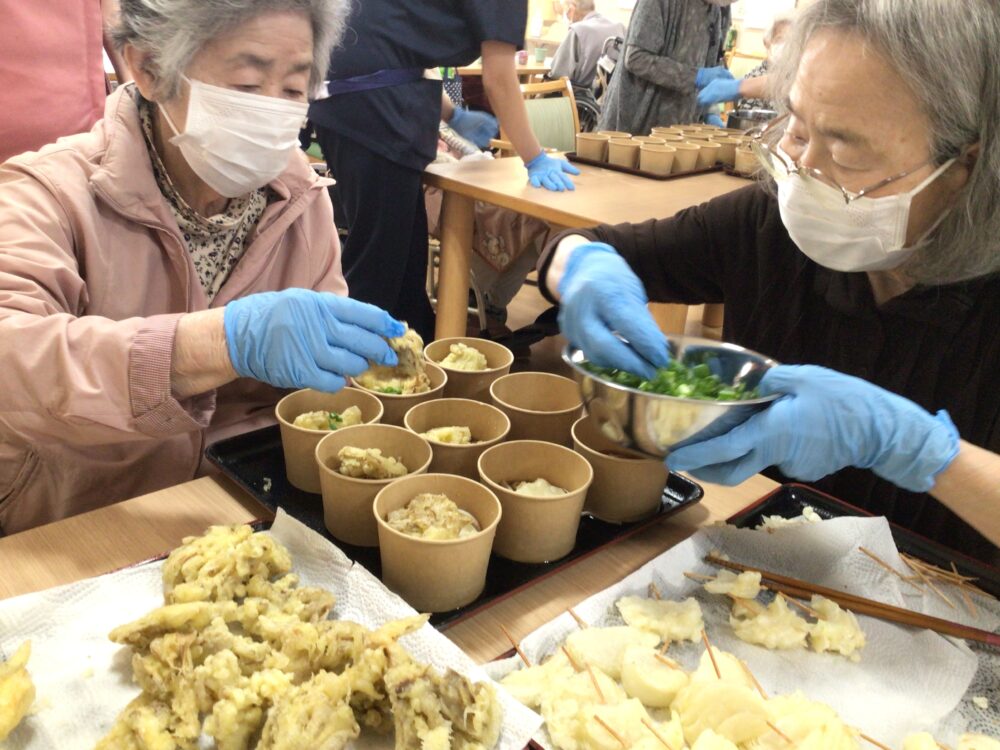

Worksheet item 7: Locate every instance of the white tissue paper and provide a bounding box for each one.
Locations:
[0,509,542,750]
[485,515,1000,746]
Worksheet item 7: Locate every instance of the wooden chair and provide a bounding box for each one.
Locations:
[490,77,580,156]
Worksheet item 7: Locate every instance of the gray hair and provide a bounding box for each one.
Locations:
[111,0,348,99]
[573,0,597,11]
[766,0,1000,284]
[763,13,793,47]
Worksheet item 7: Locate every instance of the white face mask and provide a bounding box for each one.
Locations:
[776,153,956,272]
[160,76,308,198]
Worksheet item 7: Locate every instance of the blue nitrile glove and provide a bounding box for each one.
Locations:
[525,152,581,192]
[697,78,742,107]
[668,365,960,491]
[695,66,734,89]
[704,113,726,128]
[224,289,406,393]
[557,242,669,379]
[448,107,499,149]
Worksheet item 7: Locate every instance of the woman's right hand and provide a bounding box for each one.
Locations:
[224,289,405,392]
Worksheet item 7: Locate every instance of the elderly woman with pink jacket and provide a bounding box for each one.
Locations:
[0,0,406,533]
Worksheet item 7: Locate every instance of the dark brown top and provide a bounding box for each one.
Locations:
[540,184,1000,562]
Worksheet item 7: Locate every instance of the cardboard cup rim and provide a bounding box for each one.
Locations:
[372,473,502,546]
[489,373,583,416]
[477,439,595,499]
[674,142,701,151]
[423,338,514,374]
[570,415,656,464]
[402,398,512,446]
[640,143,676,153]
[275,388,384,436]
[352,362,448,399]
[576,132,611,141]
[314,424,433,484]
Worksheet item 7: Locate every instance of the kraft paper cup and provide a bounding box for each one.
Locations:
[478,440,593,563]
[353,362,447,426]
[608,138,641,169]
[632,135,666,146]
[651,127,684,137]
[657,134,685,143]
[735,145,758,175]
[575,132,611,161]
[276,387,384,493]
[572,415,669,523]
[403,398,510,479]
[315,423,432,546]
[711,137,741,167]
[696,141,723,168]
[670,142,701,174]
[374,473,501,611]
[597,130,632,139]
[639,143,676,176]
[489,372,583,446]
[423,337,514,402]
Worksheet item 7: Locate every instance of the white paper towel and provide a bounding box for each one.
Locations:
[485,516,1000,746]
[0,509,543,750]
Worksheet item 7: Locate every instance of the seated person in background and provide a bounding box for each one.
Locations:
[548,0,626,92]
[0,0,404,533]
[696,13,793,111]
[541,0,1000,560]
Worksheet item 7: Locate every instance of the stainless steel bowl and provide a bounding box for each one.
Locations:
[726,108,778,133]
[562,336,780,458]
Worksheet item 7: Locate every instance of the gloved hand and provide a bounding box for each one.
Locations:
[697,78,742,107]
[448,107,499,149]
[667,365,960,491]
[695,66,734,89]
[224,289,405,393]
[525,152,581,191]
[704,113,726,128]
[557,242,669,379]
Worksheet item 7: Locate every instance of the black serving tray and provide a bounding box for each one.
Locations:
[729,483,1000,598]
[206,424,704,630]
[565,152,724,180]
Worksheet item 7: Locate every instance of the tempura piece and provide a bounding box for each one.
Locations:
[730,595,810,650]
[0,641,35,742]
[958,735,1000,750]
[438,342,489,371]
[691,729,739,750]
[386,493,481,540]
[672,678,769,745]
[807,596,866,661]
[904,733,941,750]
[109,601,238,649]
[541,666,628,750]
[704,570,763,599]
[513,478,569,497]
[257,669,359,750]
[580,699,683,750]
[755,693,859,750]
[620,645,688,707]
[616,595,704,643]
[420,426,474,444]
[336,446,408,479]
[94,693,195,750]
[564,626,660,680]
[689,647,755,689]
[756,505,822,531]
[292,405,363,431]
[500,650,576,708]
[356,328,431,395]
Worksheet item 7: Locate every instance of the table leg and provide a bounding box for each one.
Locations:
[649,303,688,336]
[435,191,476,340]
[702,303,725,329]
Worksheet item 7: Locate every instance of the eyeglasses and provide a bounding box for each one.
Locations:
[747,113,938,205]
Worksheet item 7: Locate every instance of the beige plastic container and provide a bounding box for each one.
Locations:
[315,423,433,546]
[478,440,593,563]
[597,130,631,139]
[735,145,758,175]
[671,142,701,173]
[608,138,641,169]
[276,387,384,493]
[374,473,501,612]
[711,137,741,167]
[696,141,723,168]
[631,135,666,146]
[403,398,510,479]
[639,143,676,176]
[423,337,514,402]
[571,415,669,523]
[575,132,611,161]
[353,362,447,426]
[489,372,583,446]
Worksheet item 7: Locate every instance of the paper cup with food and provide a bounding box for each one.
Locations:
[403,398,511,478]
[423,336,514,401]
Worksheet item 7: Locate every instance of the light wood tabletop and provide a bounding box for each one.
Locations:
[457,62,550,78]
[423,156,747,339]
[0,470,776,664]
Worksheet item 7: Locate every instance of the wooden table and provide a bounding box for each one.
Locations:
[0,472,776,663]
[423,157,746,340]
[457,62,551,81]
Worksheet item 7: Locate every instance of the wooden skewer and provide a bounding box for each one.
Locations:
[593,716,627,749]
[859,546,924,592]
[701,629,722,679]
[860,733,894,750]
[499,625,531,667]
[958,586,979,620]
[903,559,958,610]
[704,554,1000,647]
[766,721,793,744]
[654,652,682,671]
[776,590,820,618]
[567,607,588,628]
[684,571,715,582]
[586,664,606,703]
[903,554,977,584]
[740,660,769,700]
[649,582,663,600]
[658,640,670,655]
[640,718,676,750]
[561,646,582,671]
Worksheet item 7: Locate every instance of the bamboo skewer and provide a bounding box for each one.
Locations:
[740,660,769,700]
[658,640,670,655]
[859,546,924,593]
[776,591,820,618]
[859,733,894,750]
[561,646,582,671]
[567,608,588,628]
[641,718,676,750]
[649,583,663,600]
[683,571,715,582]
[499,625,531,667]
[766,722,793,743]
[701,629,722,679]
[654,652,683,671]
[704,554,1000,647]
[586,664,606,704]
[902,559,958,610]
[593,716,628,749]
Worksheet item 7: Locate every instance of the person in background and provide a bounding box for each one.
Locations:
[548,0,626,91]
[541,0,1000,559]
[309,2,580,340]
[598,0,735,135]
[0,0,131,164]
[0,0,405,534]
[696,13,793,112]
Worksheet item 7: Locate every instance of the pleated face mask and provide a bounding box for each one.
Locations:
[160,76,308,198]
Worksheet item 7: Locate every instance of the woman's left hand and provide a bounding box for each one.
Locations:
[667,364,960,490]
[525,152,581,191]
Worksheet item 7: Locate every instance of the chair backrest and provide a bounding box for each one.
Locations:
[496,77,580,154]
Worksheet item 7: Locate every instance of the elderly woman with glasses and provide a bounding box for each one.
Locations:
[0,0,407,533]
[540,0,1000,558]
